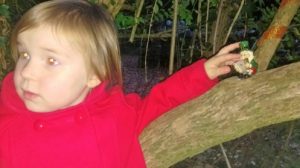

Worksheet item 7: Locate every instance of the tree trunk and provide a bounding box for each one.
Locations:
[255,0,300,71]
[140,0,300,167]
[140,61,300,168]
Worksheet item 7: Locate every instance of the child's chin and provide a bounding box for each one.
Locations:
[24,103,53,113]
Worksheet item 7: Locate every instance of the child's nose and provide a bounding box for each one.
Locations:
[20,61,37,80]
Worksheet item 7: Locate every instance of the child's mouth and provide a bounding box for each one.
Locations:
[23,90,38,100]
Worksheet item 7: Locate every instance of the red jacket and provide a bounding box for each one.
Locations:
[0,59,217,168]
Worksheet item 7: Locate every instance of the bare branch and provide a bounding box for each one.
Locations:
[141,61,300,168]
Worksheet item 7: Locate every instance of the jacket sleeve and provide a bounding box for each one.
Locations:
[126,59,219,134]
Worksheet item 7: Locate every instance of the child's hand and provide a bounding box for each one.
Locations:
[204,42,241,80]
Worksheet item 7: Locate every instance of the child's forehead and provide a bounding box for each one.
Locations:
[16,26,81,53]
[17,25,72,44]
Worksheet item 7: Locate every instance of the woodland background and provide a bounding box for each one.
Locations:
[1,0,300,167]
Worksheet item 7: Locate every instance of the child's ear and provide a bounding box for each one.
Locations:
[87,74,101,88]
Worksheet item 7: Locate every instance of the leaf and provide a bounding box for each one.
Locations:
[255,0,265,6]
[157,0,163,7]
[162,10,170,18]
[153,3,159,14]
[156,13,164,22]
[88,0,97,4]
[210,0,219,7]
[115,13,135,29]
[0,4,10,19]
[190,0,195,5]
[291,27,300,38]
[110,0,116,6]
[0,36,7,48]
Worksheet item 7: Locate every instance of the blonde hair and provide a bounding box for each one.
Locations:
[10,0,122,87]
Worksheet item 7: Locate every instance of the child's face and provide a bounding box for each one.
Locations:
[14,26,99,112]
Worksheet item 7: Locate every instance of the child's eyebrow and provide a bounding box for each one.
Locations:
[40,47,68,58]
[40,47,58,54]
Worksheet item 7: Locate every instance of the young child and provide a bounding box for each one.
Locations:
[0,1,241,168]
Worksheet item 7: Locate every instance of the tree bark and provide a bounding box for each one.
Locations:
[140,61,300,168]
[255,0,300,71]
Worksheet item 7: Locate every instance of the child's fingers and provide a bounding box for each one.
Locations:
[223,60,238,66]
[212,53,241,66]
[217,42,240,55]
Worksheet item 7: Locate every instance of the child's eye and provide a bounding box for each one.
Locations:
[19,52,30,60]
[47,58,59,66]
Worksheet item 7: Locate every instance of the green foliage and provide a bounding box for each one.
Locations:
[210,0,219,7]
[0,36,7,48]
[1,0,298,71]
[119,0,299,69]
[178,2,193,26]
[153,8,170,22]
[88,0,98,4]
[0,4,11,20]
[110,0,117,6]
[152,0,171,23]
[0,4,10,48]
[115,13,136,29]
[5,0,38,22]
[153,1,159,14]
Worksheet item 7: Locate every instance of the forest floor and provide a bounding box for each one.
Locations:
[171,121,300,168]
[122,53,300,168]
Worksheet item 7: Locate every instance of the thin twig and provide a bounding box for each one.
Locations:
[189,0,202,63]
[212,0,224,53]
[223,0,245,45]
[129,0,145,42]
[243,0,248,38]
[119,30,172,39]
[178,32,187,69]
[220,144,232,168]
[271,121,295,168]
[205,0,209,43]
[198,0,203,56]
[144,0,158,81]
[168,0,179,75]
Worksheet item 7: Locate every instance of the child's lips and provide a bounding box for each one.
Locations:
[23,90,38,100]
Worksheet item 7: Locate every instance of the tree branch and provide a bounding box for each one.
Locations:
[140,61,300,167]
[168,0,179,75]
[119,30,172,39]
[255,0,300,71]
[129,0,145,42]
